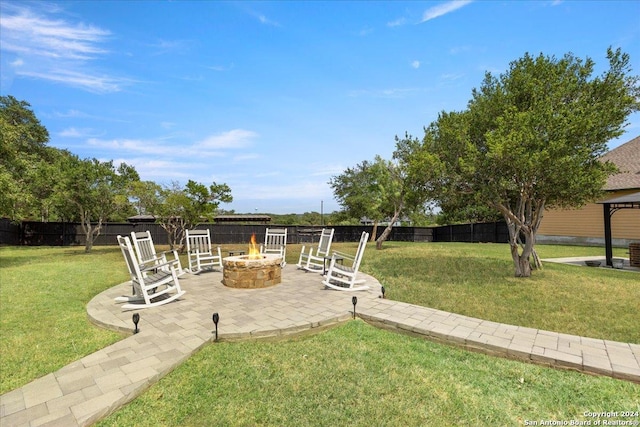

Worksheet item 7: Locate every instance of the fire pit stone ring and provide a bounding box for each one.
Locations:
[222,254,283,289]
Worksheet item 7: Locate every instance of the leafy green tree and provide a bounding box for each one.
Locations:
[329,157,387,244]
[0,96,52,220]
[156,180,232,250]
[420,48,639,277]
[435,193,502,225]
[330,136,434,249]
[54,154,140,251]
[129,180,163,216]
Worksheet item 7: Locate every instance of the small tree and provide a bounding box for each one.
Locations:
[129,180,163,216]
[329,157,387,242]
[421,48,639,277]
[330,135,434,249]
[156,180,232,250]
[368,156,407,250]
[55,154,139,251]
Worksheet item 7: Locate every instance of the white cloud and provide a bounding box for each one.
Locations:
[411,60,420,69]
[387,17,406,27]
[207,63,234,72]
[257,14,280,27]
[308,163,346,177]
[17,68,125,93]
[54,109,88,118]
[449,45,471,55]
[244,9,280,28]
[233,153,260,162]
[196,129,259,149]
[88,137,173,155]
[0,12,110,60]
[53,109,130,123]
[116,158,194,181]
[59,127,102,138]
[348,87,422,99]
[87,128,259,159]
[232,181,329,201]
[421,0,473,23]
[0,3,128,93]
[441,73,464,81]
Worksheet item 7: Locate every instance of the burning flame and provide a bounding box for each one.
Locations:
[248,233,261,259]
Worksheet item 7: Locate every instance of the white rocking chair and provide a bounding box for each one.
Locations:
[322,231,369,291]
[130,230,185,276]
[261,228,287,266]
[297,228,335,273]
[115,235,186,310]
[186,229,222,274]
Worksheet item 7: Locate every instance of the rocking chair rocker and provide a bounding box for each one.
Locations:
[115,235,186,310]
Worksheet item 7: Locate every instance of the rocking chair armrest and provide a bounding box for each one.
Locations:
[332,251,354,261]
[139,259,179,273]
[158,249,180,260]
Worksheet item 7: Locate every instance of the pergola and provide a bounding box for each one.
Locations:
[597,191,640,266]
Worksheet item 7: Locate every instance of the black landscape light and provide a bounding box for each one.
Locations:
[381,286,386,299]
[212,312,220,341]
[352,296,357,319]
[132,313,140,334]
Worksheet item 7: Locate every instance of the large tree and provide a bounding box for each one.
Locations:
[421,48,639,277]
[0,96,52,220]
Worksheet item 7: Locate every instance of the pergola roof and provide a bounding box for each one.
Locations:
[597,191,640,209]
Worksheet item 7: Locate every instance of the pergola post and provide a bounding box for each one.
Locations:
[602,203,613,267]
[597,191,640,269]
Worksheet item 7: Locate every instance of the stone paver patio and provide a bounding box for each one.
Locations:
[1,265,639,426]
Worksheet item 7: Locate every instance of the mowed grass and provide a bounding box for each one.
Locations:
[0,246,126,394]
[361,242,639,344]
[1,242,639,424]
[98,321,639,427]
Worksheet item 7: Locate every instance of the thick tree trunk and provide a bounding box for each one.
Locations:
[494,197,545,278]
[375,209,401,250]
[80,212,102,253]
[511,241,532,277]
[370,221,378,242]
[160,217,187,251]
[503,215,537,277]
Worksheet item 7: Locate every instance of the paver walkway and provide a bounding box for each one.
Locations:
[2,265,639,426]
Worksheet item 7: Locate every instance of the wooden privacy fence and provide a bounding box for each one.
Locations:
[0,218,509,247]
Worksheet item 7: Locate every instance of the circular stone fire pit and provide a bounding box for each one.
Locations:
[222,254,283,289]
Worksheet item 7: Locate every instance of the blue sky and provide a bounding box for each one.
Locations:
[1,1,639,214]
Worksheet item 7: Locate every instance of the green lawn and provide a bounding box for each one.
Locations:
[0,246,126,394]
[361,242,639,344]
[98,320,639,427]
[1,243,638,425]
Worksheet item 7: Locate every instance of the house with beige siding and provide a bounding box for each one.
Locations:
[537,136,640,247]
